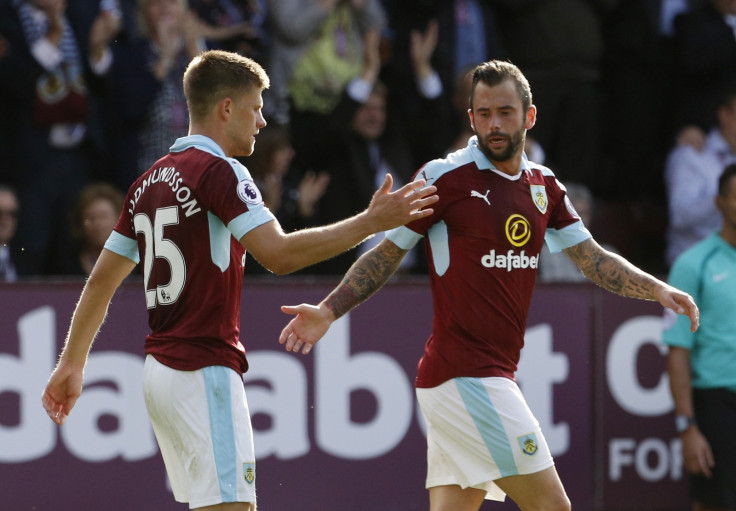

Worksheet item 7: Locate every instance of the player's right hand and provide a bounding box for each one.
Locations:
[279,303,334,355]
[366,174,438,232]
[41,361,84,425]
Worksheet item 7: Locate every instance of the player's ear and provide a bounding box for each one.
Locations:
[218,97,233,120]
[525,105,537,130]
[468,108,475,131]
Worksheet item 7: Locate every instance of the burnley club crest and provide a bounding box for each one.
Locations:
[530,185,548,214]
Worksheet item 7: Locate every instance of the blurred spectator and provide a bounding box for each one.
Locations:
[380,0,506,167]
[0,0,121,275]
[672,0,736,134]
[264,0,386,175]
[433,0,506,92]
[263,0,385,125]
[493,0,615,192]
[662,163,736,511]
[0,184,20,282]
[299,24,440,275]
[391,17,448,168]
[105,0,208,189]
[381,0,505,98]
[664,85,736,267]
[441,65,474,155]
[242,122,296,212]
[58,181,124,275]
[188,0,265,58]
[537,182,616,282]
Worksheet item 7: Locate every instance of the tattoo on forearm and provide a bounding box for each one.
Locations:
[325,284,360,319]
[565,240,660,301]
[325,242,406,318]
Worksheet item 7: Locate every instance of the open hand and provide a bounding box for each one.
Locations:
[411,19,438,79]
[297,170,330,218]
[365,174,438,232]
[89,9,122,62]
[279,303,335,354]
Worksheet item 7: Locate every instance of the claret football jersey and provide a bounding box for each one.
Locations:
[387,136,591,388]
[105,135,275,374]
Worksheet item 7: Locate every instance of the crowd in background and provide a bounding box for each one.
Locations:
[1,0,735,281]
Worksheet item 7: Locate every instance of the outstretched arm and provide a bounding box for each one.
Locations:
[244,174,436,275]
[279,239,408,354]
[42,249,136,425]
[563,238,700,332]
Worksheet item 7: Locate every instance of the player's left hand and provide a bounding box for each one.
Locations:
[657,285,699,332]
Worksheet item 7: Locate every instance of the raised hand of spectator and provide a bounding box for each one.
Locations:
[676,125,707,152]
[297,170,330,219]
[88,9,122,63]
[410,19,438,79]
[42,0,67,46]
[151,13,186,80]
[260,172,284,212]
[182,10,207,58]
[156,14,182,55]
[361,27,381,83]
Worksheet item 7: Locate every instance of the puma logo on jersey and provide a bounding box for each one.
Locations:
[471,189,491,205]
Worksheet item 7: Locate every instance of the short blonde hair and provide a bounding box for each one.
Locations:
[183,50,270,124]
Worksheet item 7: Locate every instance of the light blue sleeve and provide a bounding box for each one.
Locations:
[224,159,277,240]
[227,203,276,240]
[545,221,592,253]
[104,231,140,263]
[386,225,423,250]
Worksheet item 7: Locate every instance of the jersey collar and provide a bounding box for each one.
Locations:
[467,135,531,180]
[170,135,227,158]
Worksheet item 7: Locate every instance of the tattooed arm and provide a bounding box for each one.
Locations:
[564,238,700,332]
[279,239,409,354]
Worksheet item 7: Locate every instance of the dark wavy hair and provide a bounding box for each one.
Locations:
[469,60,533,113]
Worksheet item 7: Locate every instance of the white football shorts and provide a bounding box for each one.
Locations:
[416,376,554,501]
[143,355,256,509]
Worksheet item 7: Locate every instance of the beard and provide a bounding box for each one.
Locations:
[474,127,525,163]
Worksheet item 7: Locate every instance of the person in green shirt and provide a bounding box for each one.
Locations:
[664,162,736,511]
